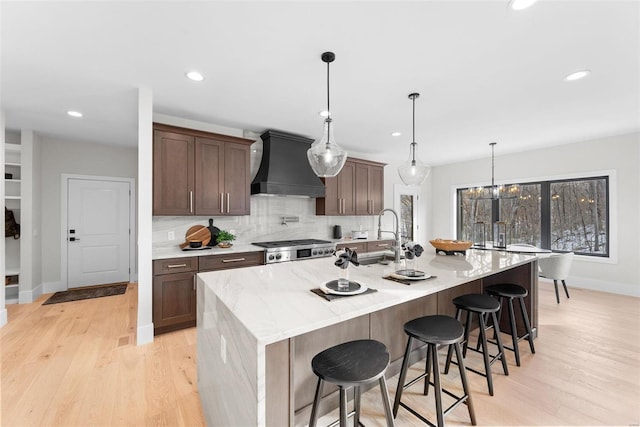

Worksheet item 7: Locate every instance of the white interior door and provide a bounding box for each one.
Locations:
[67,178,130,288]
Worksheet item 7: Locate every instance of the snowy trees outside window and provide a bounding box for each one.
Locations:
[457,176,609,257]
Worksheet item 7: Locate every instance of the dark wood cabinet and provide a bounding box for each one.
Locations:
[335,241,367,253]
[336,239,394,254]
[355,161,385,215]
[316,157,385,216]
[153,130,195,216]
[153,124,252,216]
[365,239,394,252]
[153,250,264,335]
[317,160,356,215]
[199,251,264,272]
[153,257,198,335]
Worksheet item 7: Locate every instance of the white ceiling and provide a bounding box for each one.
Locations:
[2,1,639,165]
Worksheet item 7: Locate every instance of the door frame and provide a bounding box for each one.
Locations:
[394,184,419,242]
[61,174,136,289]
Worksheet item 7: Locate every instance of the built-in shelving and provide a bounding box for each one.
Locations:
[4,141,21,304]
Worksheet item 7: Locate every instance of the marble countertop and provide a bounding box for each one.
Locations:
[198,249,536,346]
[153,237,395,260]
[152,243,265,260]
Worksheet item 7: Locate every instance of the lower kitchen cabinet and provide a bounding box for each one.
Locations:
[199,251,264,272]
[336,239,395,254]
[153,257,198,335]
[153,251,265,335]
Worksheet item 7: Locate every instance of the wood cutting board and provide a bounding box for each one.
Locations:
[179,225,211,249]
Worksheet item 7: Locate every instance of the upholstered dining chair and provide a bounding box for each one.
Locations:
[538,252,574,303]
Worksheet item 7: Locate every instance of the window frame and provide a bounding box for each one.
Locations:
[453,169,617,262]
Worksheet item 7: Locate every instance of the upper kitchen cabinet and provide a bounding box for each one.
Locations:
[316,157,385,216]
[153,124,252,216]
[316,160,356,215]
[355,160,385,215]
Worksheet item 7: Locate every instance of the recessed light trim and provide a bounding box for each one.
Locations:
[67,110,83,118]
[509,0,538,10]
[186,71,205,82]
[391,132,402,137]
[564,69,591,82]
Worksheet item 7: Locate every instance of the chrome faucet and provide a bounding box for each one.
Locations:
[377,208,402,263]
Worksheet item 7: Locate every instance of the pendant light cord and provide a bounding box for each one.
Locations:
[326,58,331,144]
[490,142,496,198]
[411,95,416,162]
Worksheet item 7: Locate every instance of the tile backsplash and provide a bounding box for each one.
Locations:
[152,196,380,247]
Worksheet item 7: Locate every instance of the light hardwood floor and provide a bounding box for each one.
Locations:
[1,281,639,426]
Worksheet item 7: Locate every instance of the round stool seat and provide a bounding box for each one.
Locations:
[311,339,389,386]
[404,315,464,345]
[485,283,528,298]
[453,293,500,312]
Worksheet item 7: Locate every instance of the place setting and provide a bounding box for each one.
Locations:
[311,248,378,301]
[383,241,437,285]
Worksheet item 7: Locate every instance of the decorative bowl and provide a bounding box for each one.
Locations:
[429,239,473,252]
[188,240,203,248]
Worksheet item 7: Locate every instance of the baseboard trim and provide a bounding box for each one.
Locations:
[18,283,43,304]
[0,308,7,327]
[137,323,154,346]
[42,281,67,294]
[540,276,640,297]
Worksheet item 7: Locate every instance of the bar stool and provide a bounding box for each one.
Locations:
[392,315,476,427]
[309,339,395,427]
[484,283,535,366]
[444,294,509,396]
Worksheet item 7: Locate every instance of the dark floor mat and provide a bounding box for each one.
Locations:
[42,283,128,305]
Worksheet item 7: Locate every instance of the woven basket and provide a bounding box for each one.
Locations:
[429,239,473,252]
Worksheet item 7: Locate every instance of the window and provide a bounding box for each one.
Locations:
[457,176,609,257]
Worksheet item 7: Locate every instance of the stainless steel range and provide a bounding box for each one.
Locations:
[252,239,335,264]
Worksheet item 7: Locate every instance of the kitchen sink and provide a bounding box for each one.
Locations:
[357,254,398,266]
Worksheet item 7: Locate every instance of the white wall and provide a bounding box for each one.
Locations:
[40,137,137,290]
[430,132,640,296]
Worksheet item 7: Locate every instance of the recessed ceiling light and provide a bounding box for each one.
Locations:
[319,110,330,117]
[509,0,538,10]
[186,71,205,82]
[67,110,83,118]
[564,70,591,82]
[391,132,402,137]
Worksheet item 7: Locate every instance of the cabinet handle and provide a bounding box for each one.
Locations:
[167,263,187,268]
[189,191,193,213]
[222,258,246,263]
[193,275,196,291]
[377,243,390,247]
[220,193,224,213]
[226,193,230,213]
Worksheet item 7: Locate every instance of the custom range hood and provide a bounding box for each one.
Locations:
[250,130,326,197]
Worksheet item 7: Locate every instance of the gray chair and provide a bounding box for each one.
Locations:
[538,252,574,303]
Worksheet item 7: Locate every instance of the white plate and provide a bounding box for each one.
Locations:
[321,280,369,296]
[390,273,431,281]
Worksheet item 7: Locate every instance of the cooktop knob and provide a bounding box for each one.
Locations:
[268,254,275,261]
[275,253,282,260]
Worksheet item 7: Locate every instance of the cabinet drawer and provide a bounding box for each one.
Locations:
[336,242,367,253]
[366,240,395,252]
[199,251,264,271]
[153,257,198,275]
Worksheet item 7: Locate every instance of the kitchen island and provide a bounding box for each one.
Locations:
[197,249,538,426]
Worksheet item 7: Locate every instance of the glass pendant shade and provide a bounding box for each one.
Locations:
[398,93,430,187]
[308,51,348,177]
[307,118,347,177]
[398,143,430,186]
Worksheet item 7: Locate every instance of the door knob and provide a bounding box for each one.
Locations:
[69,237,80,242]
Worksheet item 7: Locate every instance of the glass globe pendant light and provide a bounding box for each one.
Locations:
[307,51,348,177]
[398,92,430,186]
